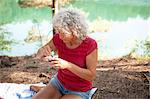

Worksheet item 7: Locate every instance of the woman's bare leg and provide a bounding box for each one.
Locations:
[30,85,44,92]
[32,83,62,99]
[61,94,82,99]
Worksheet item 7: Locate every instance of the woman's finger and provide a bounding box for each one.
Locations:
[50,60,59,64]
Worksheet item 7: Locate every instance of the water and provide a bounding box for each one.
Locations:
[89,17,150,59]
[71,0,150,21]
[0,20,53,56]
[0,0,150,59]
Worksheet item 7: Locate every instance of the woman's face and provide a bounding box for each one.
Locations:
[59,31,74,44]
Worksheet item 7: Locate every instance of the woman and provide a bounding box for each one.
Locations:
[32,8,98,99]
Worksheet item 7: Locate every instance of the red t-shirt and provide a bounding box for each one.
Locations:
[52,34,97,92]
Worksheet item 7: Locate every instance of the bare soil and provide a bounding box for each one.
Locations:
[0,55,150,99]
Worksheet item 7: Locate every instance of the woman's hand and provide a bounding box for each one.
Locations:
[49,58,71,69]
[35,45,52,59]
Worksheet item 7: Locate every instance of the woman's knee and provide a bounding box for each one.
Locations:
[32,83,62,99]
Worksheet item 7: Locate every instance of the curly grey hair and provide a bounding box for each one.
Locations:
[52,8,88,40]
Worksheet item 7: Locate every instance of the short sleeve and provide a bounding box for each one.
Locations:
[52,33,60,49]
[86,39,98,55]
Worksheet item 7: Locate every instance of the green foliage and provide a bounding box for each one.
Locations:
[69,0,150,21]
[144,40,150,50]
[139,39,149,54]
[0,28,14,51]
[129,39,150,59]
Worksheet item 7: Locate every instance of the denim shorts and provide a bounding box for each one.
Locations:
[49,75,92,99]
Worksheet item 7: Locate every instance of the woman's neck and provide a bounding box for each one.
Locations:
[66,39,82,49]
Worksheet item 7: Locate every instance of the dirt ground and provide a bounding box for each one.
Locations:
[0,55,150,99]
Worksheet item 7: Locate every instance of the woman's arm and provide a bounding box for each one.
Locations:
[50,49,98,81]
[68,49,98,81]
[36,39,57,59]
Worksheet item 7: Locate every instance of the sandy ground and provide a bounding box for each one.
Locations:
[0,55,150,99]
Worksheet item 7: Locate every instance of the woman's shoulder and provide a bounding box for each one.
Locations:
[83,36,97,55]
[53,33,59,38]
[83,36,97,45]
[52,33,64,48]
[53,33,62,42]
